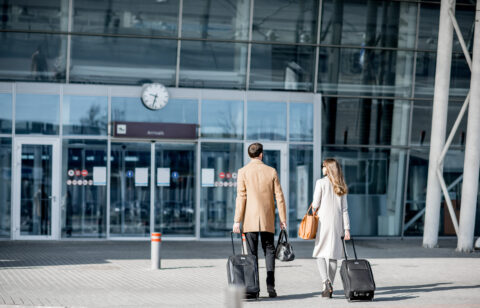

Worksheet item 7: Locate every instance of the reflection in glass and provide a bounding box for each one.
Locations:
[0,94,12,134]
[0,138,11,237]
[155,144,195,236]
[0,32,67,82]
[70,35,177,85]
[250,44,315,91]
[112,97,197,124]
[201,143,243,237]
[0,0,69,31]
[322,147,406,236]
[182,0,250,40]
[16,94,59,135]
[73,0,179,37]
[20,144,52,235]
[418,3,475,52]
[252,0,318,43]
[404,149,468,236]
[290,103,313,141]
[322,97,410,146]
[410,100,467,147]
[247,101,286,141]
[289,145,313,238]
[63,96,108,135]
[180,41,247,89]
[320,0,417,48]
[62,140,107,238]
[201,100,243,139]
[110,143,150,237]
[318,48,414,97]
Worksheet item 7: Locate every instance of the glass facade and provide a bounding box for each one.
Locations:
[0,0,479,240]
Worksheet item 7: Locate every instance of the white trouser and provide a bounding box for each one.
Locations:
[316,258,337,286]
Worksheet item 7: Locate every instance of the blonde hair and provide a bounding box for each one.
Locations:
[323,158,348,196]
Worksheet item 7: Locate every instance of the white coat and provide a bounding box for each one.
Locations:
[311,177,351,259]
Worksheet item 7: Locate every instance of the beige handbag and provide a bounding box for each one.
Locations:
[298,204,319,240]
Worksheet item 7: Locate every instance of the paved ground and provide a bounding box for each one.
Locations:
[0,238,479,307]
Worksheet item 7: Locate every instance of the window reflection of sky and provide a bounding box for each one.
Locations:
[247,101,286,141]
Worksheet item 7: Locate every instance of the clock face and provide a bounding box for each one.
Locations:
[141,83,169,110]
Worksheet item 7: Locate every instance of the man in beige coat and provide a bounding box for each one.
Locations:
[232,143,287,298]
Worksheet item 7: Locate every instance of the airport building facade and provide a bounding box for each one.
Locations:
[0,0,478,240]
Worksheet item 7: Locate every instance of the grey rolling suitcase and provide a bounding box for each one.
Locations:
[340,237,376,301]
[226,232,260,299]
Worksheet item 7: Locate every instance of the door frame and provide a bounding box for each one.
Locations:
[243,142,289,229]
[12,137,61,240]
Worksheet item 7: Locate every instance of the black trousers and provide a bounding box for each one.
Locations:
[245,232,276,289]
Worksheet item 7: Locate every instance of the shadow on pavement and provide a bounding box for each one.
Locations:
[375,282,480,295]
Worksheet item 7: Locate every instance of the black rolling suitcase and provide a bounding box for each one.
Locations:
[340,237,376,301]
[226,232,260,299]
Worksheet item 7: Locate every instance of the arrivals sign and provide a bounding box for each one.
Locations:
[113,122,197,139]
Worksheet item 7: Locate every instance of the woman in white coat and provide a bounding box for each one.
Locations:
[311,158,351,298]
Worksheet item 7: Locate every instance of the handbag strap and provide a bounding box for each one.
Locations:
[276,229,288,247]
[307,203,318,215]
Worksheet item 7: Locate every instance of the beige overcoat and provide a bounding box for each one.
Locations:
[234,159,287,233]
[312,177,351,259]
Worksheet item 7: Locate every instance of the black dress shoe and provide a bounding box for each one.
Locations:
[267,289,277,298]
[321,281,333,298]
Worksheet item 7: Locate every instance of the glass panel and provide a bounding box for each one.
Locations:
[62,140,107,238]
[404,149,465,236]
[288,145,313,238]
[318,47,414,98]
[179,41,247,89]
[155,143,195,236]
[63,96,108,135]
[16,94,59,135]
[70,35,176,85]
[322,147,407,236]
[0,138,12,237]
[182,0,250,40]
[322,97,410,146]
[418,3,475,52]
[252,0,318,44]
[320,0,417,48]
[0,32,67,82]
[0,0,69,31]
[201,142,243,237]
[250,44,315,91]
[201,100,243,139]
[410,100,467,147]
[73,0,179,37]
[20,144,52,235]
[415,52,472,99]
[112,97,197,124]
[247,101,286,141]
[0,94,12,134]
[110,142,150,237]
[289,103,313,142]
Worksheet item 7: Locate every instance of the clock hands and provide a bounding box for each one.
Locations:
[150,93,158,107]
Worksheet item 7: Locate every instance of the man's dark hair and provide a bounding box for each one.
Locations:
[248,143,263,158]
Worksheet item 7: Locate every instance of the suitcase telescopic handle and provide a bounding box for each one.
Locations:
[230,231,247,255]
[341,236,358,260]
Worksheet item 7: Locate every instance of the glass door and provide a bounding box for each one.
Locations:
[244,143,288,235]
[13,138,60,239]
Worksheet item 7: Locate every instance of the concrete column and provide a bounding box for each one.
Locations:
[457,1,480,252]
[423,0,455,248]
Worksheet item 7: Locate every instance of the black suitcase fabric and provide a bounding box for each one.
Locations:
[226,232,260,297]
[340,237,376,301]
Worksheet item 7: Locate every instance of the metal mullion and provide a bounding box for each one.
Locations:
[411,1,421,99]
[106,87,112,239]
[195,91,201,239]
[10,83,15,239]
[65,0,73,83]
[245,0,254,90]
[150,142,155,235]
[175,0,183,87]
[313,0,323,93]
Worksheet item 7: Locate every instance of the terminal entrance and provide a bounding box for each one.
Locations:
[110,141,196,238]
[13,138,60,240]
